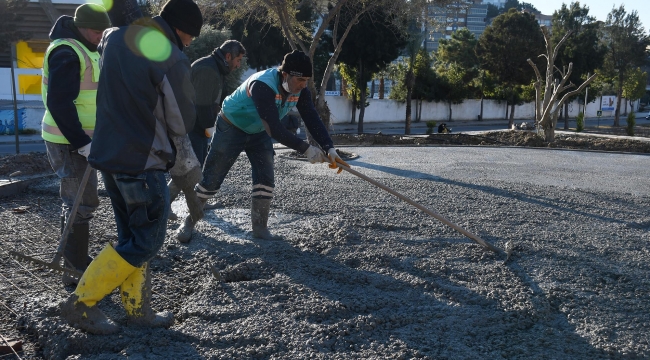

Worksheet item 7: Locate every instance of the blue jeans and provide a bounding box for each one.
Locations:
[45,141,98,225]
[197,115,275,200]
[101,170,169,267]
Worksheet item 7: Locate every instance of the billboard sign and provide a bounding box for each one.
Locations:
[601,96,616,111]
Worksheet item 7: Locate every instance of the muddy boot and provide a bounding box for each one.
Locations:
[61,243,137,334]
[121,262,174,328]
[167,179,181,221]
[62,223,90,286]
[251,198,281,240]
[175,197,207,243]
[203,198,221,210]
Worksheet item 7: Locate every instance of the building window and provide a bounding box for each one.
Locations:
[467,17,485,23]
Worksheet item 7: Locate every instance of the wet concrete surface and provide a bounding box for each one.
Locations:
[1,146,649,359]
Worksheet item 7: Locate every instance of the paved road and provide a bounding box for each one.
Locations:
[0,114,648,155]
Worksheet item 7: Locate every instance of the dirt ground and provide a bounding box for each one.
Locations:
[0,130,649,359]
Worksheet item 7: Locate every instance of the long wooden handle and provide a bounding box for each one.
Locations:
[337,163,504,255]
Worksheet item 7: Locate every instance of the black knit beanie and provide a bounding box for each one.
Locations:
[73,3,111,31]
[160,0,203,37]
[279,50,312,77]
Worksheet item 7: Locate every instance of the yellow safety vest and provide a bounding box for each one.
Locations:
[41,39,99,144]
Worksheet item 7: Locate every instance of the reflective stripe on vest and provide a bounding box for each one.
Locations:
[41,39,99,144]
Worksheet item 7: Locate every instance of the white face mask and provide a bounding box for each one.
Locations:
[282,78,291,93]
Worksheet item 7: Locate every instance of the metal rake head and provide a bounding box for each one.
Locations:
[9,250,84,279]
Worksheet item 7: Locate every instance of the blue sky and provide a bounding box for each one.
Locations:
[528,0,649,31]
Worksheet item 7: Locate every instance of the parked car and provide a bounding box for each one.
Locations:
[646,111,650,120]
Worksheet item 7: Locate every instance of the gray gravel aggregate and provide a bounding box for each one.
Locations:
[1,146,649,359]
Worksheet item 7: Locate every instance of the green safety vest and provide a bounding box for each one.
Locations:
[41,38,100,144]
[222,68,300,134]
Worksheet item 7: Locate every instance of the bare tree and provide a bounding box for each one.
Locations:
[528,26,597,142]
[217,0,432,129]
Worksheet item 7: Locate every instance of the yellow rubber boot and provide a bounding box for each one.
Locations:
[120,262,174,328]
[61,243,136,334]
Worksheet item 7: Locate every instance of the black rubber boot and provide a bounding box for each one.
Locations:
[121,262,174,328]
[62,223,90,286]
[251,198,281,240]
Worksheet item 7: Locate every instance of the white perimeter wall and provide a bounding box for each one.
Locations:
[326,96,636,124]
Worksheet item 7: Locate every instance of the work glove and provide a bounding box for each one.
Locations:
[327,148,350,174]
[77,142,91,159]
[304,145,328,164]
[205,126,216,138]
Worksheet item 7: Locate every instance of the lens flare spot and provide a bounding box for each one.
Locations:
[136,29,171,62]
[100,0,113,11]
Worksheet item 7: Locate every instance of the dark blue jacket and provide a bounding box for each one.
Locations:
[89,16,196,174]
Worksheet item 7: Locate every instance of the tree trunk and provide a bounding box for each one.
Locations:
[417,99,423,122]
[544,124,555,142]
[505,102,509,120]
[563,102,569,130]
[379,78,385,99]
[508,103,515,129]
[350,96,357,125]
[448,101,452,121]
[614,74,623,127]
[624,98,628,115]
[480,96,484,121]
[358,62,365,134]
[370,79,375,100]
[405,70,414,135]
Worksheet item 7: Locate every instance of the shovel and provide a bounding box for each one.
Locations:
[9,164,93,278]
[332,160,504,256]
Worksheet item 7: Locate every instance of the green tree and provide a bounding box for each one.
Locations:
[412,49,437,121]
[551,2,606,129]
[436,28,480,121]
[400,23,424,135]
[216,0,413,131]
[601,5,650,126]
[477,8,544,127]
[0,0,30,53]
[230,17,292,71]
[622,67,648,114]
[337,7,406,133]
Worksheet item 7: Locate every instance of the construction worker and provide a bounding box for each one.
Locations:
[40,4,111,285]
[60,0,202,334]
[168,40,246,217]
[176,50,348,243]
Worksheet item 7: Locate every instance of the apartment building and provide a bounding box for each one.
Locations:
[425,0,488,51]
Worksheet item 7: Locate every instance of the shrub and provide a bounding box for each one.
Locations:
[425,120,436,135]
[626,112,635,136]
[575,112,584,132]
